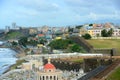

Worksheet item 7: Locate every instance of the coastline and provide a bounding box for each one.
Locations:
[0,46,25,76]
[2,64,14,74]
[10,46,26,58]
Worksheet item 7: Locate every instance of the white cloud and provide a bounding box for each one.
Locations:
[17,9,39,16]
[74,11,120,23]
[15,0,59,12]
[52,3,59,8]
[0,0,120,28]
[89,12,97,20]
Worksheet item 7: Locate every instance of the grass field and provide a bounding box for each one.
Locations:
[87,39,120,80]
[71,59,84,63]
[86,39,120,55]
[5,31,24,39]
[106,66,120,80]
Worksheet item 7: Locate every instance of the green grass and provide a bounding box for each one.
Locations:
[10,59,26,70]
[5,31,23,39]
[106,67,120,80]
[86,39,120,55]
[71,59,84,63]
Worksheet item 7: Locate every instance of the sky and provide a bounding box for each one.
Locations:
[0,0,120,29]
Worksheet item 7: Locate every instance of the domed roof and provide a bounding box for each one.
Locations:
[44,63,56,70]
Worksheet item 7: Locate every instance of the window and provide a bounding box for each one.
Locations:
[46,76,48,80]
[54,76,56,80]
[50,76,52,79]
[49,70,51,72]
[43,76,44,80]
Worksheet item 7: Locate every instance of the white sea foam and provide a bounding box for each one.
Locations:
[0,41,4,45]
[0,48,17,75]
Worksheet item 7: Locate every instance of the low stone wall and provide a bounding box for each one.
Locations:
[92,37,120,39]
[93,48,111,55]
[93,48,116,56]
[70,36,116,55]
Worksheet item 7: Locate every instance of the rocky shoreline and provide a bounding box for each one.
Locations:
[11,47,24,58]
[0,46,25,76]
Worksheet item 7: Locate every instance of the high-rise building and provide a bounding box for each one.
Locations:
[5,26,10,33]
[12,22,16,28]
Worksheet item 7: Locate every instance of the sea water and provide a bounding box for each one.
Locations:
[0,48,17,75]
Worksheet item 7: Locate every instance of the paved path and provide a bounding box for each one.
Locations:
[90,59,120,80]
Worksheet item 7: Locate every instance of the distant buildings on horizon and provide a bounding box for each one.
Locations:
[3,22,120,38]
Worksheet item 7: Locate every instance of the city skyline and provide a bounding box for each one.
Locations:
[0,0,120,28]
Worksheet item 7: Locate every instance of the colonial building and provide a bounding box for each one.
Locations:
[22,60,43,70]
[22,58,63,80]
[88,29,102,37]
[29,28,37,35]
[113,28,120,36]
[79,27,88,36]
[37,58,63,80]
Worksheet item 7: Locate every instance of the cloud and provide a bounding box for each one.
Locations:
[74,11,120,24]
[0,0,120,28]
[64,0,120,20]
[52,3,59,8]
[89,12,97,20]
[15,0,59,12]
[0,0,61,21]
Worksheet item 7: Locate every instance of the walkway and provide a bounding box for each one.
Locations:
[90,59,120,80]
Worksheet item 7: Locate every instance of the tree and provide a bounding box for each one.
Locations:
[48,39,73,49]
[101,28,113,37]
[70,44,81,52]
[82,33,91,39]
[101,29,108,37]
[39,39,47,45]
[18,37,28,47]
[96,34,100,37]
[68,27,74,32]
[76,25,83,29]
[28,39,38,46]
[108,28,113,37]
[89,24,93,26]
[11,41,18,46]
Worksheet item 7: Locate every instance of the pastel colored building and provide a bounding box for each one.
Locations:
[87,29,102,37]
[87,29,94,36]
[79,27,88,36]
[113,29,120,36]
[92,29,102,37]
[22,60,43,70]
[29,28,37,35]
[55,37,62,40]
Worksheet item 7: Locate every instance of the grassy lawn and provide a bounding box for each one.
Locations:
[5,31,24,39]
[10,59,26,70]
[106,66,120,80]
[86,39,120,55]
[71,59,84,63]
[87,39,120,80]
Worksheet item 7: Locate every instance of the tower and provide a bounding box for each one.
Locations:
[12,22,16,29]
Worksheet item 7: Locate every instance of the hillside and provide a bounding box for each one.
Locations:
[1,31,24,40]
[86,39,120,55]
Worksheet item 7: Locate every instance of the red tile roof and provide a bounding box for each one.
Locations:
[38,34,44,37]
[44,63,56,70]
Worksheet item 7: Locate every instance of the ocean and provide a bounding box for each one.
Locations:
[0,48,17,75]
